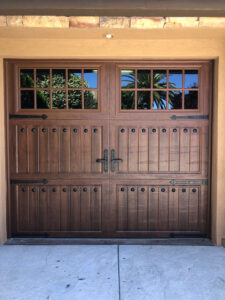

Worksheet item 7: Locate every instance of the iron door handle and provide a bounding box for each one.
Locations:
[111,149,123,172]
[96,149,108,172]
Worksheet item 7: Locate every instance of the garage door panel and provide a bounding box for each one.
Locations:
[112,124,203,175]
[12,184,104,235]
[11,123,108,175]
[115,184,205,233]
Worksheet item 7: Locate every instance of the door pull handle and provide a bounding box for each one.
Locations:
[111,149,123,172]
[96,149,108,172]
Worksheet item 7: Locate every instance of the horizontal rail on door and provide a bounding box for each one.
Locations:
[170,233,207,238]
[10,179,48,184]
[170,115,209,120]
[170,180,208,185]
[9,114,48,120]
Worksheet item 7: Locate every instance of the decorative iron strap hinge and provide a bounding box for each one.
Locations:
[170,115,209,120]
[10,179,48,184]
[170,179,208,185]
[9,114,48,120]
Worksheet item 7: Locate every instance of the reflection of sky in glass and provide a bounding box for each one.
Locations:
[169,71,182,88]
[121,70,135,88]
[152,91,167,109]
[84,70,98,88]
[185,71,198,88]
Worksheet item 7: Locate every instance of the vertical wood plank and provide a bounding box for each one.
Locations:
[39,127,49,173]
[70,127,81,173]
[137,186,148,231]
[118,127,128,172]
[127,186,138,230]
[199,185,208,233]
[39,186,48,231]
[28,186,38,231]
[70,186,81,231]
[138,128,148,172]
[148,186,159,231]
[190,128,200,172]
[117,185,128,231]
[159,128,169,172]
[149,127,159,172]
[128,128,138,172]
[90,186,102,231]
[60,187,70,231]
[60,127,70,173]
[158,187,169,230]
[168,187,179,231]
[18,185,29,231]
[80,186,91,231]
[48,186,60,231]
[180,128,190,172]
[170,128,180,172]
[28,126,38,173]
[82,127,91,173]
[178,187,189,230]
[91,126,102,173]
[49,127,59,173]
[189,187,199,231]
[18,125,28,173]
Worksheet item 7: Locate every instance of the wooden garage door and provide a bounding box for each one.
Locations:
[6,60,212,238]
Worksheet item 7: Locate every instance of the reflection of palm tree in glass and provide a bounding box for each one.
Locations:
[122,71,180,109]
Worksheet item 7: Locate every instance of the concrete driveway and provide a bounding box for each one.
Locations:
[0,245,225,300]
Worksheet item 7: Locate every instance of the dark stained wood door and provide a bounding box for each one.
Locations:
[6,60,212,238]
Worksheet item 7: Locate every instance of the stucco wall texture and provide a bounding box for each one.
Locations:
[0,25,224,245]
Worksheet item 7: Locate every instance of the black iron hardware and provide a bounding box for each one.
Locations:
[52,188,56,192]
[193,128,198,133]
[32,188,36,192]
[121,187,125,192]
[151,188,155,192]
[73,128,78,133]
[42,188,46,192]
[192,188,197,193]
[10,114,48,120]
[170,115,209,120]
[21,187,26,192]
[161,188,165,192]
[172,188,176,192]
[141,188,145,192]
[152,128,156,133]
[111,149,123,172]
[62,188,67,192]
[183,128,188,133]
[11,179,48,184]
[182,188,186,193]
[173,128,177,133]
[120,128,125,133]
[42,128,47,133]
[84,128,88,133]
[63,128,67,132]
[32,128,36,133]
[131,187,135,192]
[20,128,25,132]
[83,187,87,192]
[131,128,135,133]
[162,128,166,133]
[142,128,146,133]
[93,128,98,133]
[96,149,108,172]
[73,188,77,192]
[94,187,98,192]
[52,128,57,132]
[170,179,208,185]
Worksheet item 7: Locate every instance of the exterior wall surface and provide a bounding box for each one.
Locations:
[0,27,224,244]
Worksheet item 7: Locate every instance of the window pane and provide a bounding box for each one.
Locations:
[52,69,66,88]
[37,91,50,109]
[21,91,34,108]
[137,91,150,109]
[169,70,182,89]
[68,69,82,88]
[185,70,198,88]
[68,90,82,109]
[121,91,135,110]
[84,90,98,109]
[84,70,98,88]
[137,70,150,88]
[153,70,167,88]
[184,91,198,109]
[36,69,50,88]
[20,69,34,88]
[168,91,182,109]
[52,90,66,109]
[121,70,135,88]
[152,91,167,109]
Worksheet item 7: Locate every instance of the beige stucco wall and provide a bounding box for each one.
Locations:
[0,27,224,245]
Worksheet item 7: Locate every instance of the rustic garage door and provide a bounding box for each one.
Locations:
[6,60,212,238]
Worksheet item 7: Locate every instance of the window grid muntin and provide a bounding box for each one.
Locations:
[120,68,199,111]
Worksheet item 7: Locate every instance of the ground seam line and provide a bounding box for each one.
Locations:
[117,245,121,300]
